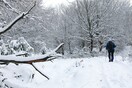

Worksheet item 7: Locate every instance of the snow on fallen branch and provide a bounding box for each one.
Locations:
[0,43,64,64]
[0,43,64,80]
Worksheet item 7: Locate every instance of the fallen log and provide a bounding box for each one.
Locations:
[0,43,64,80]
[0,43,64,64]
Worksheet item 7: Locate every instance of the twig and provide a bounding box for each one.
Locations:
[31,63,49,80]
[24,1,36,16]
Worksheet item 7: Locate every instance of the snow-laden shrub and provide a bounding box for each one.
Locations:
[0,39,14,55]
[119,46,132,62]
[41,46,48,54]
[1,44,14,55]
[9,40,20,52]
[17,37,34,53]
[71,47,93,58]
[71,46,107,58]
[0,37,34,56]
[31,40,49,54]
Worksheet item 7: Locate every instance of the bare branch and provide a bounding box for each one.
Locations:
[0,13,24,35]
[24,1,36,16]
[31,63,49,80]
[0,1,36,35]
[53,43,64,52]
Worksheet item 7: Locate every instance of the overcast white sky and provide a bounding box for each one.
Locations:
[130,0,132,4]
[42,0,74,7]
[42,0,132,7]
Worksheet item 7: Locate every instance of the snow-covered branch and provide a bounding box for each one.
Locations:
[0,43,64,80]
[0,43,64,64]
[0,1,36,35]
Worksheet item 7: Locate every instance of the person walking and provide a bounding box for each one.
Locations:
[106,40,116,62]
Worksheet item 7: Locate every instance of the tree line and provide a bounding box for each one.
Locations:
[0,0,132,57]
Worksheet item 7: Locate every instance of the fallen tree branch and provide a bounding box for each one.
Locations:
[31,63,49,80]
[0,62,8,65]
[0,43,64,64]
[0,43,64,79]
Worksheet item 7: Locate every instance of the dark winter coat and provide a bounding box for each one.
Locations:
[106,41,116,52]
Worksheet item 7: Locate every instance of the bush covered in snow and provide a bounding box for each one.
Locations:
[0,37,34,56]
[69,46,107,58]
[11,37,34,53]
[31,40,49,54]
[119,46,132,62]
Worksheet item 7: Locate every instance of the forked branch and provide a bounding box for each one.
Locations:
[0,1,36,35]
[0,43,64,80]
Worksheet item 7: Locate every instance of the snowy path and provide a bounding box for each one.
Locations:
[1,56,132,88]
[30,56,132,88]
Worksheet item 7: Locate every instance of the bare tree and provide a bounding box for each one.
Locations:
[61,0,131,54]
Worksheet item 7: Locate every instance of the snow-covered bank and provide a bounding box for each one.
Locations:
[0,56,132,88]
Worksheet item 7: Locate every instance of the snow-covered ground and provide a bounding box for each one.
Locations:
[0,56,132,88]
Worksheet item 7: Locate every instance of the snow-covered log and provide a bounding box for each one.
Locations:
[0,43,64,80]
[0,43,64,64]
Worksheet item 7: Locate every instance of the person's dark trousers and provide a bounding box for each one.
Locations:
[108,50,114,62]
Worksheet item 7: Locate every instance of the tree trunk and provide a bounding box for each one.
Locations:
[90,34,93,52]
[68,41,72,54]
[99,41,103,52]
